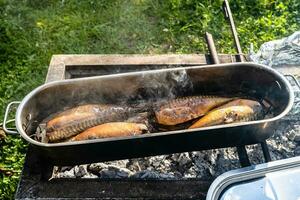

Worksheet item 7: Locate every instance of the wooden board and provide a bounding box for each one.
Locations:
[46,54,246,82]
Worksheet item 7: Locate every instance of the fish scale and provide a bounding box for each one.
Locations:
[155,96,235,125]
[69,122,148,142]
[46,104,139,142]
[189,99,263,129]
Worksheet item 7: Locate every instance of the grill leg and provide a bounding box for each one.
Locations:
[40,159,54,180]
[260,141,272,162]
[236,146,251,167]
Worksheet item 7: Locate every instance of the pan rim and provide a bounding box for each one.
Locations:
[15,62,295,147]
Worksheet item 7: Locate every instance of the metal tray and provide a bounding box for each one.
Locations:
[206,156,300,200]
[15,63,294,165]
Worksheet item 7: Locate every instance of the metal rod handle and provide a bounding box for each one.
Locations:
[223,0,244,62]
[205,32,220,64]
[3,101,21,135]
[285,74,300,91]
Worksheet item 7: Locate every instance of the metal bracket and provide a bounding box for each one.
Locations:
[236,146,251,167]
[260,141,271,162]
[237,141,272,167]
[3,101,21,135]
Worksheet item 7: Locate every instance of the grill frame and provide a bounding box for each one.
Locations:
[14,54,297,200]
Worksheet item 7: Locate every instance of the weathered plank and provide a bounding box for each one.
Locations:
[46,54,246,82]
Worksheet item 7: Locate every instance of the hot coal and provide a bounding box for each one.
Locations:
[51,120,299,179]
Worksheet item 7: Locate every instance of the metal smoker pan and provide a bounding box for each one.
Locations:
[15,63,294,165]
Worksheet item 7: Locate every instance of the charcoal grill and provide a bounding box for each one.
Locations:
[3,1,300,198]
[5,53,296,200]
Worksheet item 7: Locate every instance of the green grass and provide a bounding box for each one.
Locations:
[0,0,299,199]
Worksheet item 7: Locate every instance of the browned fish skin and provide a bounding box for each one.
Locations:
[70,122,148,141]
[189,99,263,129]
[155,96,234,125]
[47,104,122,131]
[46,104,138,142]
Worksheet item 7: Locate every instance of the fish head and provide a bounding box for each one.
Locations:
[244,100,264,116]
[223,101,263,123]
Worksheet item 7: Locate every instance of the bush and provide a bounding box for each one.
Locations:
[153,0,300,53]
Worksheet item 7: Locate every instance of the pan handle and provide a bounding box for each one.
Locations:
[285,74,300,91]
[3,101,21,135]
[284,74,300,114]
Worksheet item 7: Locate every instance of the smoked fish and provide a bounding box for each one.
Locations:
[70,122,148,141]
[155,96,234,125]
[46,104,139,142]
[189,99,263,129]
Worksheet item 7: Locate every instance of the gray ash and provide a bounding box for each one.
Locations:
[51,120,299,180]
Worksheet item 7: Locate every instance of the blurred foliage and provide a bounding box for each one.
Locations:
[0,0,299,199]
[0,135,27,199]
[153,0,300,53]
